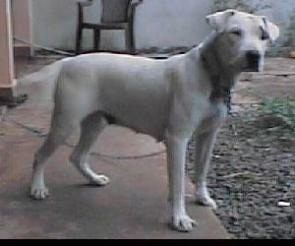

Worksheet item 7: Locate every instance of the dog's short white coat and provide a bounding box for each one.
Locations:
[20,10,279,232]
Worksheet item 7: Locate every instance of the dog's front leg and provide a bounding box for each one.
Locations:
[166,133,197,232]
[194,130,219,210]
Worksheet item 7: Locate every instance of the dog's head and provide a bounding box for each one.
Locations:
[206,9,280,72]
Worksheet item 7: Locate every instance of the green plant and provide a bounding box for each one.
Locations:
[260,97,295,133]
[212,0,271,14]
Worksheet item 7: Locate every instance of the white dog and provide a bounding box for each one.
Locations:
[20,10,279,232]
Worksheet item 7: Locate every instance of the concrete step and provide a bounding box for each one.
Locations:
[0,119,230,239]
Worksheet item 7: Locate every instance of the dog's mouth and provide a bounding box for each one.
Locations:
[243,64,260,72]
[244,61,260,72]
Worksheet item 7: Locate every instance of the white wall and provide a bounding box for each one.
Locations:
[31,0,295,51]
[31,0,95,50]
[31,0,212,51]
[135,0,212,49]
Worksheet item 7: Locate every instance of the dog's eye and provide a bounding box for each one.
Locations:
[230,29,242,37]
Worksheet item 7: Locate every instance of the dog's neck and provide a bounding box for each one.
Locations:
[198,32,240,112]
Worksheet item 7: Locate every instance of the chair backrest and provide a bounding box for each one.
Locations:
[101,0,131,23]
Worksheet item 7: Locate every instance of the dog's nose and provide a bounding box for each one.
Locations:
[246,50,260,63]
[246,50,260,71]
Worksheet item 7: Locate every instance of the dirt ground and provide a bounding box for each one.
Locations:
[188,57,295,239]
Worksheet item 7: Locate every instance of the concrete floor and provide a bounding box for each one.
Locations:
[0,57,230,239]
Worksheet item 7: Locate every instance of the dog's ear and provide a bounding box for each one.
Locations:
[262,17,280,43]
[206,9,236,32]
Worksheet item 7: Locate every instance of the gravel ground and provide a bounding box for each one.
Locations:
[187,104,295,239]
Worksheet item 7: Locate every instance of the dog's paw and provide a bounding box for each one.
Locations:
[90,175,110,186]
[172,214,197,232]
[30,186,49,200]
[195,192,217,210]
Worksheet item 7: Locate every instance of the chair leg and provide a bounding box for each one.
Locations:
[126,25,135,54]
[94,29,101,52]
[76,26,83,55]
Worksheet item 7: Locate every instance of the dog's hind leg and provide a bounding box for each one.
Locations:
[70,113,110,186]
[30,113,77,200]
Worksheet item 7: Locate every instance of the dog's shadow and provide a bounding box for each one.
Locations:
[74,183,108,189]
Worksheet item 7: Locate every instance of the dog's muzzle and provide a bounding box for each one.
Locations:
[245,50,261,72]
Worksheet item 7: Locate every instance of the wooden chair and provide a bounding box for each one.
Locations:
[75,0,143,54]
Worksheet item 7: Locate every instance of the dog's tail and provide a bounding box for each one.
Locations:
[16,58,72,106]
[17,58,70,86]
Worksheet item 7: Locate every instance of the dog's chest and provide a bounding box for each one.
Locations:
[172,92,222,127]
[198,99,227,132]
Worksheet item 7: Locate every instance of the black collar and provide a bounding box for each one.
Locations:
[201,54,233,113]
